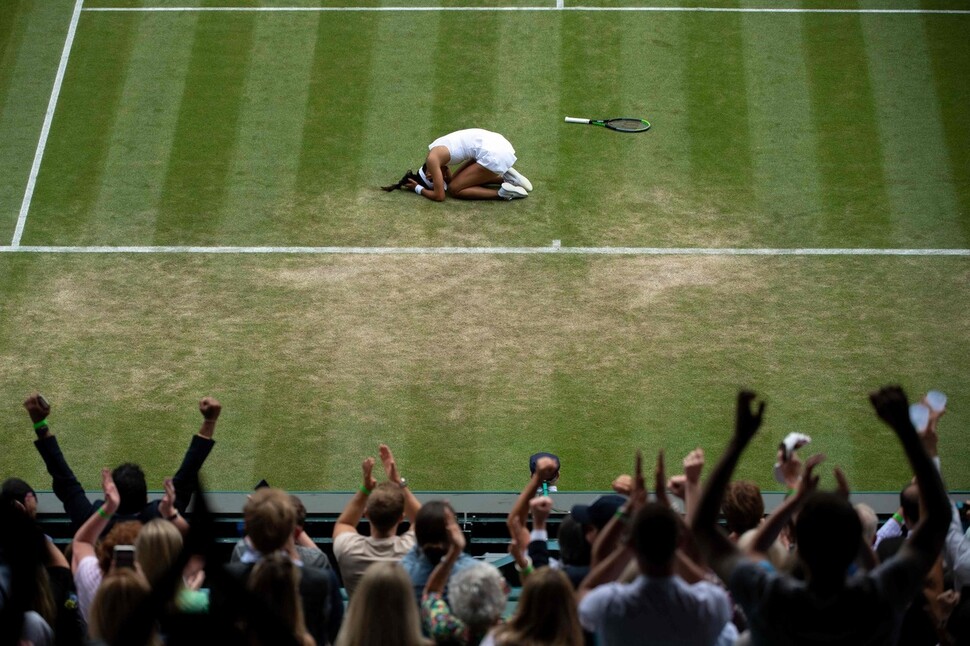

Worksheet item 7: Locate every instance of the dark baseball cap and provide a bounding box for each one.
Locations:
[571,495,627,530]
[529,452,561,474]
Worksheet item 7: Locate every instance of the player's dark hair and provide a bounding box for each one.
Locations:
[112,463,148,515]
[381,168,427,192]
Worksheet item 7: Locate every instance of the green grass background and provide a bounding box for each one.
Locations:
[1,0,968,492]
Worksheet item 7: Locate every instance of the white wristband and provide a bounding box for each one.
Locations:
[415,185,424,195]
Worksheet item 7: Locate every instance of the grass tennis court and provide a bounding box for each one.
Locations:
[1,0,968,493]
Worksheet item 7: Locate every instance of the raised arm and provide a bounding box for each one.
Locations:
[171,397,221,514]
[424,508,466,596]
[682,447,705,524]
[333,458,377,538]
[379,444,421,524]
[507,456,557,539]
[71,468,120,572]
[747,454,823,556]
[526,495,554,568]
[405,149,449,201]
[693,391,765,583]
[158,477,190,536]
[920,403,967,574]
[870,386,950,576]
[590,450,644,567]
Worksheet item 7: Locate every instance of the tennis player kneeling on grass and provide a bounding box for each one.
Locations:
[382,128,532,201]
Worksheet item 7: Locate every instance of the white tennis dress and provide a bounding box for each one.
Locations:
[428,128,517,174]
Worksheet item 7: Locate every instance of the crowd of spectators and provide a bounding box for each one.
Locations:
[1,385,968,645]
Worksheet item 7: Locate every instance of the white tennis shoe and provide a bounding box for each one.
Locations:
[502,168,533,192]
[498,182,528,200]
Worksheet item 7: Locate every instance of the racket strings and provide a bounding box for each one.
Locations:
[609,118,650,132]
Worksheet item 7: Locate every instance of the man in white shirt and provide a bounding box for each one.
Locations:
[578,502,732,645]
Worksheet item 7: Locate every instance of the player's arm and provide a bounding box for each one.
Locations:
[406,148,449,201]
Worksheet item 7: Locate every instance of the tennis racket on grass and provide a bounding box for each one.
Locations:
[564,116,651,133]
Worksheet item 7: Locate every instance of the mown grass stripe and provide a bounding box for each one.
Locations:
[222,14,317,244]
[359,14,440,245]
[154,9,256,244]
[556,12,626,243]
[801,7,892,246]
[431,12,500,134]
[88,13,198,245]
[683,5,755,222]
[861,15,965,248]
[293,13,379,225]
[490,13,562,239]
[18,5,135,246]
[0,1,71,235]
[742,14,824,246]
[921,12,970,243]
[0,1,27,107]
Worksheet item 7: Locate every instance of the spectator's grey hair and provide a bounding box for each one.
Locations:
[448,563,507,630]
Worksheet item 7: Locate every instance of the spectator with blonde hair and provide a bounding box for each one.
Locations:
[87,568,157,646]
[483,567,582,646]
[135,518,208,613]
[336,561,430,646]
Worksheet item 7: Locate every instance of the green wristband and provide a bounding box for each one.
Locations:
[892,512,904,525]
[96,506,113,519]
[33,419,49,431]
[785,488,796,498]
[359,485,372,496]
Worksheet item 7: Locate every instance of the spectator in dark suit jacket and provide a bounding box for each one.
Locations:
[24,393,221,531]
[221,487,342,645]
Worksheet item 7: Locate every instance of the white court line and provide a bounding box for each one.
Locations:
[82,6,970,14]
[1,245,968,256]
[11,0,86,248]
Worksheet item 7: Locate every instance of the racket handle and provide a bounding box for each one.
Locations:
[564,117,590,124]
